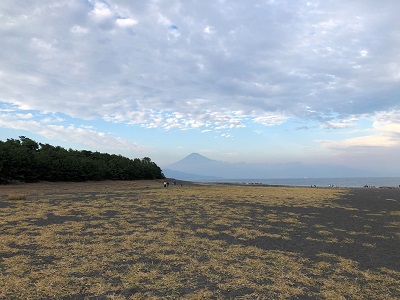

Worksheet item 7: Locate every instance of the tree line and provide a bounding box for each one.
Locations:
[0,136,165,183]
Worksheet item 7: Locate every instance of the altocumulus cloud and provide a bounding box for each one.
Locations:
[0,106,149,154]
[0,0,400,157]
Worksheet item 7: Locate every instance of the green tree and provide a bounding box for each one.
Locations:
[0,137,38,182]
[0,136,165,183]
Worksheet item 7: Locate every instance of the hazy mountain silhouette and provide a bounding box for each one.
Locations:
[163,153,225,180]
[163,153,372,180]
[169,153,217,166]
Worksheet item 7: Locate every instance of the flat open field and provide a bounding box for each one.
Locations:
[1,180,399,299]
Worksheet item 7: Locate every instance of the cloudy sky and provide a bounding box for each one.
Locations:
[1,0,399,175]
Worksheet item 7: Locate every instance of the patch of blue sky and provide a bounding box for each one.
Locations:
[0,101,19,112]
[0,128,39,142]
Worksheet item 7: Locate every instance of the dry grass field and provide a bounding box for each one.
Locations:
[0,180,399,299]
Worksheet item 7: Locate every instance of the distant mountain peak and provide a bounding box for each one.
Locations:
[187,152,202,157]
[167,153,216,169]
[179,153,215,164]
[186,152,210,159]
[163,153,221,180]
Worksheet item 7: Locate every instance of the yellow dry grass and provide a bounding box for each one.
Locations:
[0,181,399,299]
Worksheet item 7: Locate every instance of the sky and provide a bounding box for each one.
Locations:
[1,0,400,175]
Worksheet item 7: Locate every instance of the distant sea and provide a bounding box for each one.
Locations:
[207,177,400,188]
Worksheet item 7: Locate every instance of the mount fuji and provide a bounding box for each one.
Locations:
[162,153,370,181]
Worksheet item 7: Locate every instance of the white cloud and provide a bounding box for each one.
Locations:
[71,25,89,35]
[89,2,113,22]
[373,110,400,135]
[359,50,368,57]
[15,113,34,119]
[2,0,399,131]
[0,112,148,153]
[30,37,56,52]
[42,116,65,123]
[319,110,400,151]
[203,25,215,37]
[320,135,398,149]
[253,114,288,126]
[157,13,171,26]
[1,0,400,169]
[116,18,138,27]
[387,63,400,82]
[321,117,358,129]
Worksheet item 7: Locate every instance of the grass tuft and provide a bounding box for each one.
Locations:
[6,193,27,201]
